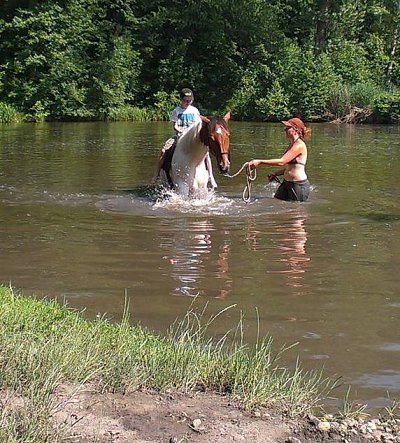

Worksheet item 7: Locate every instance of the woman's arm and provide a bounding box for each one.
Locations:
[267,168,285,182]
[248,140,305,168]
[248,158,284,167]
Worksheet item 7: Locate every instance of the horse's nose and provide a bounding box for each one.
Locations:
[219,153,230,174]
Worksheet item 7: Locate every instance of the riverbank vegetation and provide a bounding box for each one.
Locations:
[1,286,399,441]
[0,0,399,124]
[0,285,338,440]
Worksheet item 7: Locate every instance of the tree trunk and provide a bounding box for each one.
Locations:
[386,1,400,89]
[315,0,331,54]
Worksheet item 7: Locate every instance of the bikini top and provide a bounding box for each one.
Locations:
[285,140,306,166]
[288,155,305,166]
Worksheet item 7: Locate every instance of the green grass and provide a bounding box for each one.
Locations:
[106,105,153,121]
[0,285,336,441]
[0,102,25,123]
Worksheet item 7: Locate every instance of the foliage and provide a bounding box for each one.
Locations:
[325,83,352,119]
[107,105,152,121]
[152,90,180,121]
[327,38,374,85]
[0,102,24,123]
[0,0,399,122]
[227,69,261,120]
[90,35,142,119]
[373,88,400,121]
[256,80,290,121]
[324,82,400,122]
[278,44,342,119]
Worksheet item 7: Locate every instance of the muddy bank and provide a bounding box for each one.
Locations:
[52,384,399,442]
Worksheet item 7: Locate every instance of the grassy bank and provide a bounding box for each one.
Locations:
[0,285,335,441]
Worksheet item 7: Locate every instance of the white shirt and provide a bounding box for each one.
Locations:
[171,105,201,132]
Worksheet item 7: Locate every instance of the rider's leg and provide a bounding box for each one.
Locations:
[205,152,218,189]
[152,149,166,182]
[152,137,176,182]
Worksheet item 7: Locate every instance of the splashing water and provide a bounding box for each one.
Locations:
[153,187,235,215]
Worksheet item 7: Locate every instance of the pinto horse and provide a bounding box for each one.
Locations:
[165,112,231,198]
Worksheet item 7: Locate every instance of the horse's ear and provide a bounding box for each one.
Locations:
[200,115,210,123]
[223,111,231,122]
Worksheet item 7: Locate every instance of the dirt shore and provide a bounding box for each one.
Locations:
[52,384,398,442]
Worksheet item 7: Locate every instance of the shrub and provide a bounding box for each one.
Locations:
[373,89,400,122]
[225,69,260,120]
[348,82,380,108]
[26,100,50,122]
[325,83,351,119]
[256,80,289,121]
[327,38,373,84]
[152,90,179,121]
[279,44,342,120]
[325,82,400,123]
[0,102,24,123]
[107,105,152,121]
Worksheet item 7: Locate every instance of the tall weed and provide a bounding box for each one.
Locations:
[107,105,152,121]
[0,103,24,123]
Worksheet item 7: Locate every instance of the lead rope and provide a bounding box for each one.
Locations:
[224,162,257,203]
[243,163,257,203]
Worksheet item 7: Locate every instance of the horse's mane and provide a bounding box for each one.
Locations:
[199,116,229,146]
[179,119,203,146]
[205,116,229,135]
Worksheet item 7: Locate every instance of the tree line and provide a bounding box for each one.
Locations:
[0,0,399,123]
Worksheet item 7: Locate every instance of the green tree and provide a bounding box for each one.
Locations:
[0,0,398,122]
[0,0,143,119]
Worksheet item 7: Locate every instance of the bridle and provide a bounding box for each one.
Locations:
[200,116,231,173]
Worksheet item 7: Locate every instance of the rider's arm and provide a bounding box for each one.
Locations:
[173,120,185,136]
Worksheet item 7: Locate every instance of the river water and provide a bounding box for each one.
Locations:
[0,121,399,411]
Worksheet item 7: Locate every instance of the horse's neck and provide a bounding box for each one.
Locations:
[178,122,208,163]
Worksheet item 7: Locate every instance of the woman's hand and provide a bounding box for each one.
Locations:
[248,159,261,169]
[267,173,278,182]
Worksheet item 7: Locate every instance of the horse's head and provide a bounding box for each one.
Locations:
[200,111,231,174]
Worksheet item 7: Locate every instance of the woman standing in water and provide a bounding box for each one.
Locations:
[248,117,312,202]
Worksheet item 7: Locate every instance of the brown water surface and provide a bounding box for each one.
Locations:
[1,121,399,410]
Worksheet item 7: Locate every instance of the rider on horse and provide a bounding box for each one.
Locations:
[152,88,217,189]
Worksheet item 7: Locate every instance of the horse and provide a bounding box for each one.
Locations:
[163,112,231,198]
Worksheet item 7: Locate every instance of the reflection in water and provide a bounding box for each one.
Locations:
[158,210,310,300]
[276,216,310,294]
[216,240,232,299]
[245,210,310,296]
[159,218,232,299]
